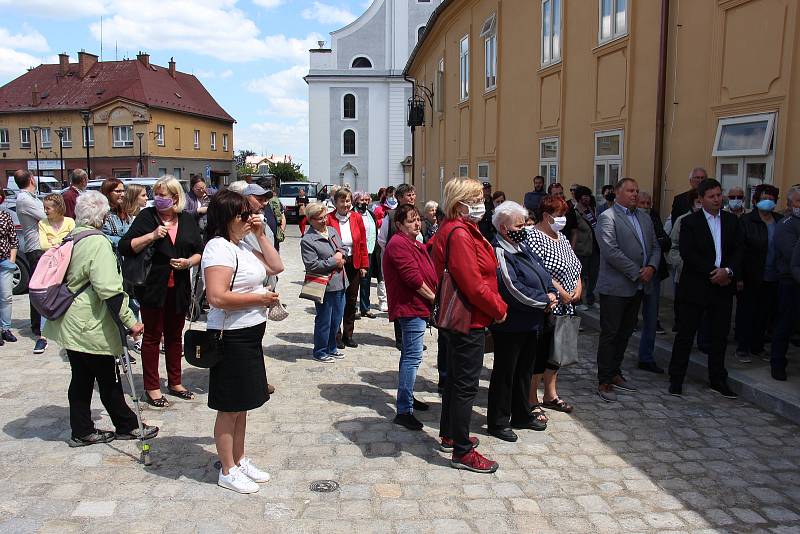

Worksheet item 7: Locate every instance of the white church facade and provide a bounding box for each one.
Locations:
[306,0,440,192]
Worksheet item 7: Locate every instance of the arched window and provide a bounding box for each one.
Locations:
[417,26,426,43]
[343,129,356,155]
[343,94,356,119]
[351,56,372,68]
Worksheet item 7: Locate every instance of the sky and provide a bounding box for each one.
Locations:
[0,0,374,173]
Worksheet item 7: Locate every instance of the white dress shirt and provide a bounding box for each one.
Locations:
[336,211,353,257]
[703,208,722,268]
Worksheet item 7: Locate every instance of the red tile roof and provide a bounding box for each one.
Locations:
[0,58,234,123]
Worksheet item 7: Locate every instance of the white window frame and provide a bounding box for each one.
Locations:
[82,126,94,147]
[593,129,624,193]
[342,93,357,120]
[477,162,490,181]
[222,133,229,152]
[61,127,72,147]
[193,129,200,150]
[342,128,357,156]
[20,128,30,148]
[598,0,628,44]
[0,128,9,149]
[435,58,445,112]
[717,155,775,210]
[210,131,217,151]
[112,125,134,148]
[541,0,562,67]
[40,127,51,148]
[484,34,497,90]
[459,35,470,102]
[156,124,165,146]
[458,164,469,177]
[712,112,776,157]
[539,137,559,185]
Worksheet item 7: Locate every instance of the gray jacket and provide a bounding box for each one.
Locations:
[596,204,661,297]
[301,226,348,292]
[15,189,45,253]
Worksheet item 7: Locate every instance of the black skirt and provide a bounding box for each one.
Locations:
[208,321,269,412]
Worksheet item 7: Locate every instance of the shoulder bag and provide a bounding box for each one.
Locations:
[548,313,581,367]
[121,211,158,287]
[433,228,472,335]
[183,252,238,369]
[300,233,336,303]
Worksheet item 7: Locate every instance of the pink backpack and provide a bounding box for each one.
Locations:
[29,230,104,320]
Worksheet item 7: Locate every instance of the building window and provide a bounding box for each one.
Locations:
[417,25,426,43]
[158,167,168,176]
[351,56,372,68]
[712,113,776,157]
[435,59,445,112]
[539,137,559,185]
[481,14,497,90]
[343,93,356,119]
[156,124,165,146]
[458,164,469,177]
[82,126,94,147]
[541,0,562,66]
[222,133,229,152]
[594,129,623,193]
[20,128,30,148]
[459,35,470,101]
[174,128,181,150]
[173,168,182,180]
[0,128,9,149]
[343,129,356,155]
[193,129,200,149]
[599,0,628,44]
[211,131,217,151]
[60,127,72,147]
[112,126,134,148]
[40,128,51,148]
[478,163,490,181]
[113,169,133,179]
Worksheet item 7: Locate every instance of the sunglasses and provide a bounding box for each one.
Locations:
[728,195,744,200]
[239,210,253,222]
[113,189,124,193]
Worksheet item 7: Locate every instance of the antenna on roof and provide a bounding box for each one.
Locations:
[100,16,103,61]
[115,41,118,61]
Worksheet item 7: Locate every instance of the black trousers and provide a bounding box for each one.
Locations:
[597,292,643,384]
[736,280,777,354]
[669,291,732,385]
[487,331,537,429]
[25,250,44,336]
[440,328,485,456]
[67,350,138,438]
[338,258,362,341]
[437,329,448,391]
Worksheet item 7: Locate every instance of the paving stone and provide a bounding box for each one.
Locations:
[71,501,117,518]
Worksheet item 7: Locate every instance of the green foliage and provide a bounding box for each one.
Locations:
[268,161,306,183]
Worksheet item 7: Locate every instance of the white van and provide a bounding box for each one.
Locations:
[6,175,61,195]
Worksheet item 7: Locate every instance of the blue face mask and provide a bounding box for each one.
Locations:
[756,199,776,212]
[728,199,744,211]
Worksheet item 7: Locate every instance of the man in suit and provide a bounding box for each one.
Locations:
[668,178,741,398]
[595,178,661,402]
[670,167,707,225]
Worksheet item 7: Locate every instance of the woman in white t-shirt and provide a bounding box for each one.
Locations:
[202,189,284,494]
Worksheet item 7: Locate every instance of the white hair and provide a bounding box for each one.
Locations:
[492,200,528,230]
[227,180,248,194]
[727,185,745,194]
[424,200,438,211]
[689,167,707,180]
[75,190,110,228]
[787,186,800,205]
[638,191,652,201]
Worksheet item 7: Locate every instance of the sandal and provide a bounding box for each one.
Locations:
[531,404,549,423]
[167,388,195,400]
[542,397,574,413]
[142,393,170,408]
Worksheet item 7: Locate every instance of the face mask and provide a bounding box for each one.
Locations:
[506,228,527,243]
[154,196,174,212]
[728,199,744,211]
[793,207,800,218]
[459,201,486,222]
[355,204,367,213]
[386,197,398,209]
[549,215,567,232]
[756,199,775,212]
[524,224,535,231]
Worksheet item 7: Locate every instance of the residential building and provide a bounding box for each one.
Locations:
[405,0,800,216]
[0,51,235,187]
[306,0,440,192]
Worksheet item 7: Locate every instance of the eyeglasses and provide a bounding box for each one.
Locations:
[728,195,744,200]
[113,189,124,193]
[239,210,252,222]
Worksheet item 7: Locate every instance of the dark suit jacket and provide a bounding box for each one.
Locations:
[677,209,742,304]
[670,190,694,224]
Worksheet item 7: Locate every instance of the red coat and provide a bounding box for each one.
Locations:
[326,210,370,269]
[382,232,438,321]
[430,218,507,329]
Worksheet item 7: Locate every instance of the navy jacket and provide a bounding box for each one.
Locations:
[774,214,800,282]
[490,238,556,333]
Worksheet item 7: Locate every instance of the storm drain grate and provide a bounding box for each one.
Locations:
[310,480,340,493]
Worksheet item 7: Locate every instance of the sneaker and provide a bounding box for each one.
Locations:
[451,449,498,474]
[2,330,17,342]
[362,311,377,319]
[709,382,738,399]
[238,457,270,483]
[439,436,479,452]
[33,338,47,354]
[379,302,389,313]
[115,424,159,441]
[736,350,752,364]
[132,339,142,352]
[393,413,423,431]
[611,374,637,392]
[655,322,666,335]
[598,384,617,402]
[68,429,115,447]
[313,354,335,363]
[328,352,345,360]
[218,466,259,494]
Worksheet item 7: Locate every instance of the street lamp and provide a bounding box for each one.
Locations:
[30,125,41,194]
[80,110,91,178]
[136,132,145,177]
[55,128,66,186]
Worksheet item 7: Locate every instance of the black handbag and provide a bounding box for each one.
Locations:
[122,244,155,287]
[183,256,237,368]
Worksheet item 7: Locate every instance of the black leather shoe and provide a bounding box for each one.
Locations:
[69,429,115,447]
[393,413,423,431]
[362,311,377,319]
[413,397,429,411]
[488,427,518,442]
[510,418,547,431]
[668,383,683,397]
[771,368,788,381]
[709,382,737,399]
[342,338,358,348]
[638,361,664,374]
[336,339,346,350]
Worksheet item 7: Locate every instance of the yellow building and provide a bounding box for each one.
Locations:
[405,0,800,216]
[0,51,234,186]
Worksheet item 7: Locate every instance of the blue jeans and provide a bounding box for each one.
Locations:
[0,261,14,330]
[397,317,426,414]
[313,290,346,358]
[770,280,800,371]
[637,278,661,363]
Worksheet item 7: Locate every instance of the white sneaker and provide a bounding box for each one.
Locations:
[238,457,270,483]
[329,351,345,360]
[379,301,389,312]
[218,466,259,493]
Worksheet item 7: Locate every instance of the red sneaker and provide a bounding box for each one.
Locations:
[451,449,498,473]
[439,436,479,452]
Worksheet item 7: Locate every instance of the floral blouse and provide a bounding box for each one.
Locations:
[0,210,19,262]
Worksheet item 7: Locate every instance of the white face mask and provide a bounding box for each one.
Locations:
[460,201,486,222]
[549,215,567,232]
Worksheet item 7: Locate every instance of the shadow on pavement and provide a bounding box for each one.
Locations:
[141,435,218,483]
[264,342,310,363]
[2,404,91,441]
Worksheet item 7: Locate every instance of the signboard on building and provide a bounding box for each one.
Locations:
[204,163,211,179]
[27,160,62,171]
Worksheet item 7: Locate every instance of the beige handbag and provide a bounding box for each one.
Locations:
[268,302,289,321]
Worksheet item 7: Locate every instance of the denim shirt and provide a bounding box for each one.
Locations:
[102,212,133,247]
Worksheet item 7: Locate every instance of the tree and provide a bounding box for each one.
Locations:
[268,161,306,183]
[234,149,257,179]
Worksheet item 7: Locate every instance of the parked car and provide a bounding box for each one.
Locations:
[6,175,62,201]
[85,177,181,208]
[0,205,31,295]
[279,181,319,223]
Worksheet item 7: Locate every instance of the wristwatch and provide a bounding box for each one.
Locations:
[724,267,733,278]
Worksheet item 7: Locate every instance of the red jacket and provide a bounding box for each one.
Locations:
[62,186,80,219]
[383,232,438,321]
[430,218,507,329]
[326,210,370,269]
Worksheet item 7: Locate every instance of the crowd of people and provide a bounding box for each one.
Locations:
[2,165,800,491]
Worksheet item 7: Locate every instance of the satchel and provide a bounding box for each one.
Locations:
[548,314,581,367]
[433,229,472,335]
[183,255,238,368]
[299,273,332,303]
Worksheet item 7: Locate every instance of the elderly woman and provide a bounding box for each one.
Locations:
[382,204,438,431]
[353,191,379,319]
[421,200,440,244]
[0,191,19,345]
[43,192,158,446]
[39,194,75,250]
[185,175,210,237]
[489,201,558,441]
[526,195,583,415]
[100,178,130,247]
[301,202,348,363]
[119,176,203,408]
[430,178,508,474]
[203,189,282,494]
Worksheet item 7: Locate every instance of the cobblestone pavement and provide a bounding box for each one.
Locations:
[1,227,800,533]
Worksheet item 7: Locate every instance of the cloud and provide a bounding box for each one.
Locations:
[301,1,357,26]
[253,0,283,7]
[0,26,50,53]
[0,26,55,81]
[234,117,309,170]
[0,48,53,79]
[195,68,235,80]
[246,65,308,119]
[0,0,110,19]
